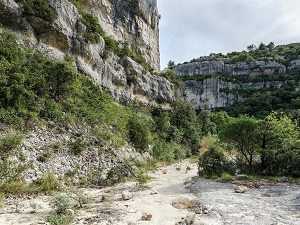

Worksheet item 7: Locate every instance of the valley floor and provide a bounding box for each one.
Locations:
[0,160,299,225]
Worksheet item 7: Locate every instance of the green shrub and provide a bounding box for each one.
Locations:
[47,214,74,225]
[106,166,126,186]
[0,181,28,195]
[24,0,57,23]
[171,142,187,160]
[37,172,61,192]
[0,134,23,158]
[80,13,105,43]
[152,141,174,163]
[40,99,63,120]
[127,116,151,152]
[70,138,85,155]
[198,148,232,177]
[135,170,150,185]
[49,195,73,215]
[68,189,90,208]
[101,194,107,202]
[220,172,234,182]
[0,192,3,208]
[0,159,28,186]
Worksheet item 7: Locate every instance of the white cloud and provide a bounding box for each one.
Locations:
[158,0,300,69]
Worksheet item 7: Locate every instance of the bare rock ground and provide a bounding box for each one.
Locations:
[0,160,299,225]
[190,178,300,225]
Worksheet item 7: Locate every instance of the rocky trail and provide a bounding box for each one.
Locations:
[0,160,299,225]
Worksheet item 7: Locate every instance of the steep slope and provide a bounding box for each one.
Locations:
[0,0,172,106]
[0,0,178,189]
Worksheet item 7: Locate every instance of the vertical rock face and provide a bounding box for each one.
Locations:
[180,78,283,110]
[78,0,160,71]
[175,59,287,110]
[0,0,172,106]
[175,60,286,77]
[180,79,241,110]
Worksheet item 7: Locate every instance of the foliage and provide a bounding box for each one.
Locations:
[127,115,152,152]
[36,172,61,192]
[47,214,74,225]
[152,141,175,162]
[219,116,259,172]
[152,140,187,163]
[204,111,300,178]
[0,192,3,208]
[47,195,75,225]
[81,13,104,43]
[68,189,90,208]
[0,181,28,195]
[220,172,234,182]
[106,166,126,186]
[24,0,57,23]
[167,60,176,69]
[70,138,86,155]
[170,99,201,154]
[199,135,219,154]
[258,113,299,176]
[135,170,150,185]
[0,160,28,187]
[49,195,73,215]
[160,69,183,90]
[0,134,23,158]
[198,148,231,177]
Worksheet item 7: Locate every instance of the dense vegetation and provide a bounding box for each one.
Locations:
[0,27,203,198]
[175,42,300,179]
[198,111,300,179]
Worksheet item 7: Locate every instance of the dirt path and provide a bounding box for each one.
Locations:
[76,160,198,225]
[0,160,299,225]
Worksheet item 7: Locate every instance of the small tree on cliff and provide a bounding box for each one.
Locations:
[167,60,175,69]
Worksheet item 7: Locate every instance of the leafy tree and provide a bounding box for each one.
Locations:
[198,110,216,135]
[247,44,257,52]
[267,42,275,51]
[127,115,152,152]
[209,111,231,133]
[219,116,259,172]
[258,42,267,51]
[198,148,232,177]
[170,99,201,153]
[258,113,298,175]
[167,60,175,69]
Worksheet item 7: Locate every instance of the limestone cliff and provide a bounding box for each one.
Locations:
[181,78,283,110]
[175,60,286,77]
[0,0,172,106]
[175,59,293,110]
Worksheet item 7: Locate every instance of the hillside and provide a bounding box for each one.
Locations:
[175,42,300,117]
[0,0,207,199]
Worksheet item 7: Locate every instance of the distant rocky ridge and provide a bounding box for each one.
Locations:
[0,0,173,106]
[175,60,286,77]
[175,59,300,110]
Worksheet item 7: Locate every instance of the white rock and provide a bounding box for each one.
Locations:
[185,212,196,225]
[65,208,75,215]
[122,191,132,200]
[234,186,248,193]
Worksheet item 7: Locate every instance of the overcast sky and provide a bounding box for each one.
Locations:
[157,0,300,69]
